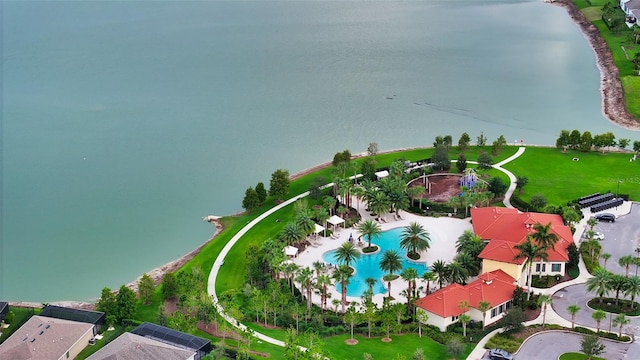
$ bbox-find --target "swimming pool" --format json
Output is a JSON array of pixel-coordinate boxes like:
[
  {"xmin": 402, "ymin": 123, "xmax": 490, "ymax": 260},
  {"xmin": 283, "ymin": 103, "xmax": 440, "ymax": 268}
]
[{"xmin": 323, "ymin": 227, "xmax": 431, "ymax": 297}]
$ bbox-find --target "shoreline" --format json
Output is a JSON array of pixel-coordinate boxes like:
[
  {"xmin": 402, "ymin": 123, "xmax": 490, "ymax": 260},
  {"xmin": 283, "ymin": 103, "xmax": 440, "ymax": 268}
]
[{"xmin": 553, "ymin": 0, "xmax": 640, "ymax": 130}]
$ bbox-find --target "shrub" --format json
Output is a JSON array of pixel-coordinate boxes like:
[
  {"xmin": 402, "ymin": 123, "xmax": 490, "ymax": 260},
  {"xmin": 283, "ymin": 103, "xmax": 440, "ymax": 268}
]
[{"xmin": 484, "ymin": 334, "xmax": 522, "ymax": 353}]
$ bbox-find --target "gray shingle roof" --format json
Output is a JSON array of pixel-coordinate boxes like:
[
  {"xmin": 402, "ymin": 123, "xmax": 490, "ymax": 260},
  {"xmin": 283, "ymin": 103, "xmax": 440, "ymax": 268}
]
[{"xmin": 86, "ymin": 332, "xmax": 196, "ymax": 360}]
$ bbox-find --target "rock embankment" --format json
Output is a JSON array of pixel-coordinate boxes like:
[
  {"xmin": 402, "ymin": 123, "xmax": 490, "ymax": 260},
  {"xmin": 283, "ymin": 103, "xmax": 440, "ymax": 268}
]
[{"xmin": 554, "ymin": 0, "xmax": 640, "ymax": 130}]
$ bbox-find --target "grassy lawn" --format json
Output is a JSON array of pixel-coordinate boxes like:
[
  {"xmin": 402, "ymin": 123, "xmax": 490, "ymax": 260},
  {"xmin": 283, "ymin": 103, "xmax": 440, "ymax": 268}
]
[
  {"xmin": 0, "ymin": 307, "xmax": 36, "ymax": 343},
  {"xmin": 322, "ymin": 333, "xmax": 472, "ymax": 360},
  {"xmin": 559, "ymin": 352, "xmax": 605, "ymax": 360},
  {"xmin": 75, "ymin": 326, "xmax": 126, "ymax": 360},
  {"xmin": 502, "ymin": 147, "xmax": 640, "ymax": 205}
]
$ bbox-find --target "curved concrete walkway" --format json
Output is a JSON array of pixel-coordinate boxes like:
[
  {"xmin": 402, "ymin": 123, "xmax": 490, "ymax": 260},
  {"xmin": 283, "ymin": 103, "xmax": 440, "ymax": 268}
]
[{"xmin": 206, "ymin": 147, "xmax": 529, "ymax": 355}]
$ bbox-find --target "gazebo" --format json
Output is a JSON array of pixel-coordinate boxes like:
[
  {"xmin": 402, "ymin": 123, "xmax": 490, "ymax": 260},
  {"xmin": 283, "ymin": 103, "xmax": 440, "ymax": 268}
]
[
  {"xmin": 314, "ymin": 223, "xmax": 325, "ymax": 238},
  {"xmin": 375, "ymin": 170, "xmax": 389, "ymax": 180},
  {"xmin": 328, "ymin": 215, "xmax": 345, "ymax": 233},
  {"xmin": 284, "ymin": 246, "xmax": 298, "ymax": 258}
]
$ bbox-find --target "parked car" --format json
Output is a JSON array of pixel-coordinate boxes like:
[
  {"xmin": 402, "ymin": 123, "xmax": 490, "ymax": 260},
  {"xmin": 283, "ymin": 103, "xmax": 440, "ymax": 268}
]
[
  {"xmin": 489, "ymin": 348, "xmax": 513, "ymax": 360},
  {"xmin": 594, "ymin": 232, "xmax": 605, "ymax": 240},
  {"xmin": 594, "ymin": 213, "xmax": 615, "ymax": 222}
]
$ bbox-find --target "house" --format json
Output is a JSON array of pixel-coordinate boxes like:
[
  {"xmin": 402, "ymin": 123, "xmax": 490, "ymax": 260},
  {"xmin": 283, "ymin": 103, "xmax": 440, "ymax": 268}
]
[
  {"xmin": 471, "ymin": 207, "xmax": 574, "ymax": 287},
  {"xmin": 130, "ymin": 322, "xmax": 212, "ymax": 360},
  {"xmin": 86, "ymin": 332, "xmax": 197, "ymax": 360},
  {"xmin": 621, "ymin": 0, "xmax": 640, "ymax": 20},
  {"xmin": 414, "ymin": 270, "xmax": 518, "ymax": 331},
  {"xmin": 0, "ymin": 315, "xmax": 94, "ymax": 360},
  {"xmin": 39, "ymin": 305, "xmax": 106, "ymax": 335}
]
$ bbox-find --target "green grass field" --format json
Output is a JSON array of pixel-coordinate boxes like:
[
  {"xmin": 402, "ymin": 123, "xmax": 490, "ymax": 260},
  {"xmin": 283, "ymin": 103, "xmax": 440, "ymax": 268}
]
[{"xmin": 559, "ymin": 352, "xmax": 605, "ymax": 360}]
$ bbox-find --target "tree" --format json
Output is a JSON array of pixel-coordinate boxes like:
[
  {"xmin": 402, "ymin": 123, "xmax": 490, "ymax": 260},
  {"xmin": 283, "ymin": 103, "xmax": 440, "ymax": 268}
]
[
  {"xmin": 487, "ymin": 176, "xmax": 507, "ymax": 198},
  {"xmin": 592, "ymin": 309, "xmax": 606, "ymax": 333},
  {"xmin": 242, "ymin": 187, "xmax": 260, "ymax": 212},
  {"xmin": 458, "ymin": 313, "xmax": 471, "ymax": 338},
  {"xmin": 97, "ymin": 287, "xmax": 117, "ymax": 320},
  {"xmin": 624, "ymin": 275, "xmax": 640, "ymax": 309},
  {"xmin": 586, "ymin": 267, "xmax": 611, "ymax": 303},
  {"xmin": 416, "ymin": 309, "xmax": 429, "ymax": 338},
  {"xmin": 529, "ymin": 194, "xmax": 547, "ymax": 211},
  {"xmin": 456, "ymin": 153, "xmax": 467, "ymax": 173},
  {"xmin": 477, "ymin": 131, "xmax": 487, "ymax": 146},
  {"xmin": 634, "ymin": 140, "xmax": 640, "ymax": 153},
  {"xmin": 581, "ymin": 334, "xmax": 606, "ymax": 360},
  {"xmin": 162, "ymin": 272, "xmax": 178, "ymax": 300},
  {"xmin": 501, "ymin": 307, "xmax": 525, "ymax": 332},
  {"xmin": 368, "ymin": 191, "xmax": 391, "ymax": 221},
  {"xmin": 454, "ymin": 252, "xmax": 480, "ymax": 277},
  {"xmin": 580, "ymin": 131, "xmax": 593, "ymax": 152},
  {"xmin": 281, "ymin": 222, "xmax": 305, "ymax": 246},
  {"xmin": 333, "ymin": 242, "xmax": 361, "ymax": 268},
  {"xmin": 401, "ymin": 268, "xmax": 419, "ymax": 311},
  {"xmin": 531, "ymin": 222, "xmax": 559, "ymax": 275},
  {"xmin": 400, "ymin": 222, "xmax": 431, "ymax": 259},
  {"xmin": 332, "ymin": 149, "xmax": 352, "ymax": 167},
  {"xmin": 562, "ymin": 206, "xmax": 581, "ymax": 228},
  {"xmin": 618, "ymin": 138, "xmax": 630, "ymax": 150},
  {"xmin": 478, "ymin": 300, "xmax": 491, "ymax": 330},
  {"xmin": 431, "ymin": 259, "xmax": 448, "ymax": 289},
  {"xmin": 619, "ymin": 255, "xmax": 634, "ymax": 277},
  {"xmin": 422, "ymin": 271, "xmax": 436, "ymax": 295},
  {"xmin": 296, "ymin": 267, "xmax": 315, "ymax": 314},
  {"xmin": 116, "ymin": 285, "xmax": 137, "ymax": 324},
  {"xmin": 316, "ymin": 274, "xmax": 332, "ymax": 315},
  {"xmin": 255, "ymin": 182, "xmax": 267, "ymax": 204},
  {"xmin": 569, "ymin": 129, "xmax": 581, "ymax": 149},
  {"xmin": 367, "ymin": 142, "xmax": 379, "ymax": 157},
  {"xmin": 445, "ymin": 261, "xmax": 469, "ymax": 285},
  {"xmin": 432, "ymin": 144, "xmax": 451, "ymax": 171},
  {"xmin": 556, "ymin": 130, "xmax": 570, "ymax": 150},
  {"xmin": 477, "ymin": 151, "xmax": 493, "ymax": 170},
  {"xmin": 538, "ymin": 294, "xmax": 552, "ymax": 329},
  {"xmin": 515, "ymin": 176, "xmax": 528, "ymax": 193},
  {"xmin": 567, "ymin": 304, "xmax": 581, "ymax": 329},
  {"xmin": 491, "ymin": 135, "xmax": 507, "ymax": 155},
  {"xmin": 361, "ymin": 296, "xmax": 378, "ymax": 338},
  {"xmin": 514, "ymin": 236, "xmax": 546, "ymax": 299},
  {"xmin": 361, "ymin": 156, "xmax": 377, "ymax": 181},
  {"xmin": 269, "ymin": 169, "xmax": 290, "ymax": 200},
  {"xmin": 357, "ymin": 218, "xmax": 382, "ymax": 249},
  {"xmin": 613, "ymin": 312, "xmax": 630, "ymax": 337},
  {"xmin": 600, "ymin": 253, "xmax": 612, "ymax": 270},
  {"xmin": 609, "ymin": 274, "xmax": 626, "ymax": 305},
  {"xmin": 138, "ymin": 273, "xmax": 155, "ymax": 305},
  {"xmin": 345, "ymin": 303, "xmax": 360, "ymax": 342},
  {"xmin": 458, "ymin": 132, "xmax": 471, "ymax": 152},
  {"xmin": 333, "ymin": 265, "xmax": 352, "ymax": 313},
  {"xmin": 380, "ymin": 250, "xmax": 403, "ymax": 298}
]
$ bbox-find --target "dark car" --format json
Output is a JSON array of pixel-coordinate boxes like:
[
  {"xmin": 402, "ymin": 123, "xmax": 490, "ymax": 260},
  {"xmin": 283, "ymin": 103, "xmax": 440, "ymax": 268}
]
[
  {"xmin": 489, "ymin": 348, "xmax": 514, "ymax": 360},
  {"xmin": 595, "ymin": 213, "xmax": 615, "ymax": 222}
]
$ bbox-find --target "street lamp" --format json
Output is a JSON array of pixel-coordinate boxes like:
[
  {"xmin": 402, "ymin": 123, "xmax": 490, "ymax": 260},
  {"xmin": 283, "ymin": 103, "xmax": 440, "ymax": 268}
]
[{"xmin": 635, "ymin": 246, "xmax": 640, "ymax": 277}]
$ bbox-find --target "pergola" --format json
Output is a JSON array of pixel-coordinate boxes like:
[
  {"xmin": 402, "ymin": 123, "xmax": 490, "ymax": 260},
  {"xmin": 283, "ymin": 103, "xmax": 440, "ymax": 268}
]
[
  {"xmin": 314, "ymin": 223, "xmax": 325, "ymax": 238},
  {"xmin": 375, "ymin": 170, "xmax": 389, "ymax": 180},
  {"xmin": 328, "ymin": 215, "xmax": 345, "ymax": 232},
  {"xmin": 284, "ymin": 245, "xmax": 298, "ymax": 257}
]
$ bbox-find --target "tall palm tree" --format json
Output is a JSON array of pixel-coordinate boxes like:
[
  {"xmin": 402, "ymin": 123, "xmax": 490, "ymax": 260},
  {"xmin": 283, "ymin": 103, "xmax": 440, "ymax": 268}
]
[
  {"xmin": 400, "ymin": 222, "xmax": 431, "ymax": 259},
  {"xmin": 351, "ymin": 184, "xmax": 366, "ymax": 212},
  {"xmin": 613, "ymin": 313, "xmax": 630, "ymax": 337},
  {"xmin": 316, "ymin": 274, "xmax": 332, "ymax": 315},
  {"xmin": 609, "ymin": 274, "xmax": 627, "ymax": 305},
  {"xmin": 295, "ymin": 210, "xmax": 316, "ymax": 236},
  {"xmin": 312, "ymin": 260, "xmax": 325, "ymax": 278},
  {"xmin": 624, "ymin": 276, "xmax": 640, "ymax": 309},
  {"xmin": 514, "ymin": 236, "xmax": 547, "ymax": 300},
  {"xmin": 357, "ymin": 219, "xmax": 382, "ymax": 249},
  {"xmin": 538, "ymin": 294, "xmax": 553, "ymax": 329},
  {"xmin": 477, "ymin": 301, "xmax": 491, "ymax": 330},
  {"xmin": 314, "ymin": 207, "xmax": 330, "ymax": 237},
  {"xmin": 422, "ymin": 272, "xmax": 436, "ymax": 294},
  {"xmin": 585, "ymin": 267, "xmax": 611, "ymax": 304},
  {"xmin": 454, "ymin": 252, "xmax": 480, "ymax": 277},
  {"xmin": 380, "ymin": 250, "xmax": 403, "ymax": 298},
  {"xmin": 295, "ymin": 267, "xmax": 315, "ymax": 313},
  {"xmin": 333, "ymin": 242, "xmax": 361, "ymax": 268},
  {"xmin": 531, "ymin": 222, "xmax": 559, "ymax": 275},
  {"xmin": 567, "ymin": 304, "xmax": 581, "ymax": 329},
  {"xmin": 455, "ymin": 230, "xmax": 483, "ymax": 253},
  {"xmin": 620, "ymin": 255, "xmax": 635, "ymax": 277},
  {"xmin": 445, "ymin": 261, "xmax": 469, "ymax": 285},
  {"xmin": 430, "ymin": 260, "xmax": 448, "ymax": 289},
  {"xmin": 592, "ymin": 309, "xmax": 607, "ymax": 333},
  {"xmin": 368, "ymin": 191, "xmax": 391, "ymax": 221},
  {"xmin": 400, "ymin": 268, "xmax": 419, "ymax": 308},
  {"xmin": 365, "ymin": 277, "xmax": 377, "ymax": 294},
  {"xmin": 601, "ymin": 253, "xmax": 612, "ymax": 270},
  {"xmin": 332, "ymin": 265, "xmax": 352, "ymax": 313}
]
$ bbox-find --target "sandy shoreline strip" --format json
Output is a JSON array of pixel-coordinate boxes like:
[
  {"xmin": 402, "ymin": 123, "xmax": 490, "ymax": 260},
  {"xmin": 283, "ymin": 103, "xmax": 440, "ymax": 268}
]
[{"xmin": 553, "ymin": 0, "xmax": 640, "ymax": 130}]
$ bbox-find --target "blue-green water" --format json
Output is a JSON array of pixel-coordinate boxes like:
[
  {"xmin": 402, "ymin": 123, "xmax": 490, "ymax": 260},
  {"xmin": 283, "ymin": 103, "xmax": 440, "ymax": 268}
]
[
  {"xmin": 323, "ymin": 228, "xmax": 429, "ymax": 297},
  {"xmin": 2, "ymin": 0, "xmax": 638, "ymax": 301}
]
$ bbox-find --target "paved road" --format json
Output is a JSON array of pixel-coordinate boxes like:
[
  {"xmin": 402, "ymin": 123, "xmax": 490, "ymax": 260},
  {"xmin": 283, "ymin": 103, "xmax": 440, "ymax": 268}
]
[{"xmin": 515, "ymin": 331, "xmax": 630, "ymax": 360}]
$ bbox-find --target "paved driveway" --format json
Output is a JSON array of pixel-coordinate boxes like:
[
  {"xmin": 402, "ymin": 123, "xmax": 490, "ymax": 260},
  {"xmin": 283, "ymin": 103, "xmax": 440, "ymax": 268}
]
[
  {"xmin": 515, "ymin": 331, "xmax": 630, "ymax": 360},
  {"xmin": 587, "ymin": 203, "xmax": 640, "ymax": 277}
]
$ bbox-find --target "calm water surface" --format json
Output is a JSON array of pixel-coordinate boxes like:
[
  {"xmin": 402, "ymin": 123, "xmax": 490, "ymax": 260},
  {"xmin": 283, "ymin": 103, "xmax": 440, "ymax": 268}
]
[{"xmin": 2, "ymin": 0, "xmax": 638, "ymax": 301}]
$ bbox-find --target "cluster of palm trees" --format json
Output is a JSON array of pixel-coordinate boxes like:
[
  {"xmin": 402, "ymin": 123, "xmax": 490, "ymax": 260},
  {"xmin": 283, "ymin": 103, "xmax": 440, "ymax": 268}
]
[
  {"xmin": 513, "ymin": 222, "xmax": 560, "ymax": 299},
  {"xmin": 586, "ymin": 266, "xmax": 640, "ymax": 309},
  {"xmin": 425, "ymin": 231, "xmax": 487, "ymax": 289}
]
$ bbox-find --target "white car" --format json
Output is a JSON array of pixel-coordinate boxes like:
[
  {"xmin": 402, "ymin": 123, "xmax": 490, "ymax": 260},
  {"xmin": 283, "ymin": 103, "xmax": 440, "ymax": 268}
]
[{"xmin": 594, "ymin": 232, "xmax": 605, "ymax": 240}]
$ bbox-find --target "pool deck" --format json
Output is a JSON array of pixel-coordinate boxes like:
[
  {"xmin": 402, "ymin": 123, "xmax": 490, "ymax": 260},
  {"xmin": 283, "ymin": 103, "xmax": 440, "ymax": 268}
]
[{"xmin": 292, "ymin": 197, "xmax": 473, "ymax": 309}]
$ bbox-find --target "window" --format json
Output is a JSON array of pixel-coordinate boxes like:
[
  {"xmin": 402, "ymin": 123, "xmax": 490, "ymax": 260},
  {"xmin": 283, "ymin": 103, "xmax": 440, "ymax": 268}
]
[
  {"xmin": 535, "ymin": 263, "xmax": 546, "ymax": 272},
  {"xmin": 491, "ymin": 308, "xmax": 497, "ymax": 318},
  {"xmin": 552, "ymin": 263, "xmax": 562, "ymax": 272}
]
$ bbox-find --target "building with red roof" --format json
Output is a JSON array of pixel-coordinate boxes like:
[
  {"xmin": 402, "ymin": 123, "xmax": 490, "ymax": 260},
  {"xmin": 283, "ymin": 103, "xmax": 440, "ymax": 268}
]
[
  {"xmin": 415, "ymin": 270, "xmax": 517, "ymax": 331},
  {"xmin": 472, "ymin": 207, "xmax": 574, "ymax": 287}
]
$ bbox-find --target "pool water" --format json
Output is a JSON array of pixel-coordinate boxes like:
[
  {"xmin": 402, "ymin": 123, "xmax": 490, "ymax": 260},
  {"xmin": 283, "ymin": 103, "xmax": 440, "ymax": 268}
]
[{"xmin": 323, "ymin": 227, "xmax": 431, "ymax": 297}]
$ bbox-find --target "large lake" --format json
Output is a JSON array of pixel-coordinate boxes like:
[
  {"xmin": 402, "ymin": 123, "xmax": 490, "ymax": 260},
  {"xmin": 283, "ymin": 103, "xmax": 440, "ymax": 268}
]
[{"xmin": 2, "ymin": 0, "xmax": 639, "ymax": 302}]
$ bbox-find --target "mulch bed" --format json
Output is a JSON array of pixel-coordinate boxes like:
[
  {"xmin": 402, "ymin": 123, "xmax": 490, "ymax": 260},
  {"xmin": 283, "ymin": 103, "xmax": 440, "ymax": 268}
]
[{"xmin": 408, "ymin": 174, "xmax": 463, "ymax": 203}]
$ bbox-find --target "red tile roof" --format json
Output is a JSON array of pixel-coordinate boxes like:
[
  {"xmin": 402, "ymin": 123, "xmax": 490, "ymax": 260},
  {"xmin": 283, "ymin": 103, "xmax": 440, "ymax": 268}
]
[
  {"xmin": 472, "ymin": 207, "xmax": 573, "ymax": 264},
  {"xmin": 415, "ymin": 270, "xmax": 517, "ymax": 317}
]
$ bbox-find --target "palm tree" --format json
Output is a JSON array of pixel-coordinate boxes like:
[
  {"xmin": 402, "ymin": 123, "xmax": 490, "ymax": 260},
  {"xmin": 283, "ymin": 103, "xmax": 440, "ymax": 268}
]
[
  {"xmin": 538, "ymin": 294, "xmax": 552, "ymax": 329},
  {"xmin": 446, "ymin": 261, "xmax": 469, "ymax": 285},
  {"xmin": 477, "ymin": 301, "xmax": 491, "ymax": 330},
  {"xmin": 612, "ymin": 313, "xmax": 630, "ymax": 337},
  {"xmin": 332, "ymin": 265, "xmax": 352, "ymax": 313},
  {"xmin": 567, "ymin": 304, "xmax": 581, "ymax": 329},
  {"xmin": 600, "ymin": 253, "xmax": 612, "ymax": 270},
  {"xmin": 368, "ymin": 191, "xmax": 391, "ymax": 221},
  {"xmin": 624, "ymin": 276, "xmax": 640, "ymax": 309},
  {"xmin": 592, "ymin": 309, "xmax": 607, "ymax": 333},
  {"xmin": 609, "ymin": 274, "xmax": 627, "ymax": 306},
  {"xmin": 295, "ymin": 210, "xmax": 316, "ymax": 236},
  {"xmin": 312, "ymin": 260, "xmax": 324, "ymax": 278},
  {"xmin": 357, "ymin": 219, "xmax": 382, "ymax": 249},
  {"xmin": 454, "ymin": 252, "xmax": 480, "ymax": 277},
  {"xmin": 514, "ymin": 236, "xmax": 546, "ymax": 300},
  {"xmin": 585, "ymin": 267, "xmax": 611, "ymax": 303},
  {"xmin": 531, "ymin": 222, "xmax": 559, "ymax": 275},
  {"xmin": 316, "ymin": 274, "xmax": 332, "ymax": 314},
  {"xmin": 295, "ymin": 267, "xmax": 315, "ymax": 313},
  {"xmin": 587, "ymin": 217, "xmax": 598, "ymax": 232},
  {"xmin": 333, "ymin": 242, "xmax": 361, "ymax": 268},
  {"xmin": 407, "ymin": 185, "xmax": 425, "ymax": 208},
  {"xmin": 455, "ymin": 230, "xmax": 483, "ymax": 254},
  {"xmin": 314, "ymin": 207, "xmax": 330, "ymax": 237},
  {"xmin": 280, "ymin": 222, "xmax": 306, "ymax": 246},
  {"xmin": 401, "ymin": 268, "xmax": 419, "ymax": 309},
  {"xmin": 422, "ymin": 272, "xmax": 436, "ymax": 294},
  {"xmin": 431, "ymin": 260, "xmax": 448, "ymax": 289},
  {"xmin": 620, "ymin": 255, "xmax": 635, "ymax": 277},
  {"xmin": 323, "ymin": 196, "xmax": 337, "ymax": 216},
  {"xmin": 365, "ymin": 277, "xmax": 377, "ymax": 294},
  {"xmin": 459, "ymin": 313, "xmax": 471, "ymax": 338},
  {"xmin": 351, "ymin": 185, "xmax": 366, "ymax": 212},
  {"xmin": 400, "ymin": 222, "xmax": 431, "ymax": 259},
  {"xmin": 379, "ymin": 250, "xmax": 403, "ymax": 298}
]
